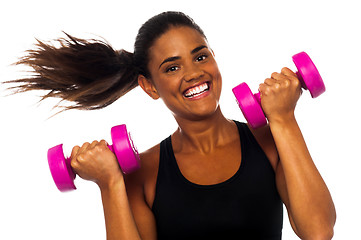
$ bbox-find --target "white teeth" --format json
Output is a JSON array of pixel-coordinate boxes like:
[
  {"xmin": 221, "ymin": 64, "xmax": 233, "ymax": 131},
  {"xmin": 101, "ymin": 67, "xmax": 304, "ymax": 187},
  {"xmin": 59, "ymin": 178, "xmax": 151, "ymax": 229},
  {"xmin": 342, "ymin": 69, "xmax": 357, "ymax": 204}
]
[{"xmin": 184, "ymin": 83, "xmax": 209, "ymax": 98}]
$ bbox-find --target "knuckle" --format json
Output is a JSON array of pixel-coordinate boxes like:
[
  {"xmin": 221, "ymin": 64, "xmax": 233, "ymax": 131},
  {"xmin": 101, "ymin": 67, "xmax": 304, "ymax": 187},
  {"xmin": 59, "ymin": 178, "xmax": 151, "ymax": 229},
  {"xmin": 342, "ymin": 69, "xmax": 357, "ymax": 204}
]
[
  {"xmin": 263, "ymin": 86, "xmax": 272, "ymax": 95},
  {"xmin": 264, "ymin": 89, "xmax": 272, "ymax": 96},
  {"xmin": 290, "ymin": 78, "xmax": 300, "ymax": 87},
  {"xmin": 99, "ymin": 144, "xmax": 109, "ymax": 152},
  {"xmin": 283, "ymin": 79, "xmax": 291, "ymax": 87},
  {"xmin": 264, "ymin": 78, "xmax": 272, "ymax": 84},
  {"xmin": 77, "ymin": 153, "xmax": 87, "ymax": 163},
  {"xmin": 273, "ymin": 82, "xmax": 281, "ymax": 90},
  {"xmin": 70, "ymin": 158, "xmax": 78, "ymax": 170},
  {"xmin": 93, "ymin": 145, "xmax": 102, "ymax": 153},
  {"xmin": 274, "ymin": 85, "xmax": 280, "ymax": 90}
]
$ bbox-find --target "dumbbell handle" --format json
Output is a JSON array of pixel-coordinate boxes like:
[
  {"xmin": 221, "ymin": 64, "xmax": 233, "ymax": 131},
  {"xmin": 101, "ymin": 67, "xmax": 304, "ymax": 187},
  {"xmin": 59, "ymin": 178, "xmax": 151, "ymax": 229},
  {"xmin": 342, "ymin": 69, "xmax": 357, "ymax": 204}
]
[
  {"xmin": 232, "ymin": 52, "xmax": 325, "ymax": 130},
  {"xmin": 63, "ymin": 144, "xmax": 115, "ymax": 176},
  {"xmin": 48, "ymin": 124, "xmax": 140, "ymax": 192},
  {"xmin": 252, "ymin": 70, "xmax": 307, "ymax": 105},
  {"xmin": 252, "ymin": 52, "xmax": 326, "ymax": 100},
  {"xmin": 48, "ymin": 143, "xmax": 116, "ymax": 191}
]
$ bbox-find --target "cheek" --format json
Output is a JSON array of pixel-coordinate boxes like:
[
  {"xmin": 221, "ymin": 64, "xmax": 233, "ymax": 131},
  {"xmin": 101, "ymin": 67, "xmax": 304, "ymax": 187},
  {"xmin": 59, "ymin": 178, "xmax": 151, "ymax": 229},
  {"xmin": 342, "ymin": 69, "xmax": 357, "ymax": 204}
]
[
  {"xmin": 153, "ymin": 77, "xmax": 180, "ymax": 99},
  {"xmin": 216, "ymin": 75, "xmax": 223, "ymax": 97},
  {"xmin": 208, "ymin": 63, "xmax": 222, "ymax": 90}
]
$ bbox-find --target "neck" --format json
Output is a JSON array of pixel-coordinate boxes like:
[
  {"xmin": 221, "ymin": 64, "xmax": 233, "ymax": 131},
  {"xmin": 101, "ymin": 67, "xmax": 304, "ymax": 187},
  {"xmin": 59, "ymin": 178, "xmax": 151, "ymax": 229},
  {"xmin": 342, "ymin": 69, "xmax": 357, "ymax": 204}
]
[{"xmin": 172, "ymin": 107, "xmax": 236, "ymax": 154}]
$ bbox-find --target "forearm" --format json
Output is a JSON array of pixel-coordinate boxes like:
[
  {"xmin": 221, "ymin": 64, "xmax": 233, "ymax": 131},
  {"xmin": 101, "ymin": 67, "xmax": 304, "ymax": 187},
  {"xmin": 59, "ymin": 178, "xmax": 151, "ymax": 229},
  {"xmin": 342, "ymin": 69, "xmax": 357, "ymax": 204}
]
[
  {"xmin": 270, "ymin": 117, "xmax": 336, "ymax": 239},
  {"xmin": 100, "ymin": 179, "xmax": 142, "ymax": 240}
]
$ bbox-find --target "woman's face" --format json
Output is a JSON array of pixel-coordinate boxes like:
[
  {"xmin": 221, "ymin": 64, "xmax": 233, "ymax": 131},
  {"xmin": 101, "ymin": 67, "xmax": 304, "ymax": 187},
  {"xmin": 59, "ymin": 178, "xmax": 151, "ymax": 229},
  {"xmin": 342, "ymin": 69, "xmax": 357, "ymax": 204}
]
[{"xmin": 142, "ymin": 26, "xmax": 222, "ymax": 121}]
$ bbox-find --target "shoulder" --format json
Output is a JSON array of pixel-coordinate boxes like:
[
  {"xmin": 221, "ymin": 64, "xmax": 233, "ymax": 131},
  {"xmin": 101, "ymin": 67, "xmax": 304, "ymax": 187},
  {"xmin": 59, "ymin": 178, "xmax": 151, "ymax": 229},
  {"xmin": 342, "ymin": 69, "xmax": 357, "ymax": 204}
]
[
  {"xmin": 248, "ymin": 124, "xmax": 279, "ymax": 171},
  {"xmin": 125, "ymin": 143, "xmax": 160, "ymax": 184},
  {"xmin": 124, "ymin": 142, "xmax": 161, "ymax": 203},
  {"xmin": 140, "ymin": 143, "xmax": 161, "ymax": 176},
  {"xmin": 141, "ymin": 143, "xmax": 161, "ymax": 162},
  {"xmin": 128, "ymin": 143, "xmax": 161, "ymax": 208}
]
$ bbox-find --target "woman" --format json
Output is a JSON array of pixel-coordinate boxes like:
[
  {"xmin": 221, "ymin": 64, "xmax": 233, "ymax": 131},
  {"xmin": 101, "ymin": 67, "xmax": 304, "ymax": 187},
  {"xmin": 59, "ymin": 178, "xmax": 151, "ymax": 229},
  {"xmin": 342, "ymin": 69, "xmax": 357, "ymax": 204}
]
[{"xmin": 8, "ymin": 11, "xmax": 336, "ymax": 239}]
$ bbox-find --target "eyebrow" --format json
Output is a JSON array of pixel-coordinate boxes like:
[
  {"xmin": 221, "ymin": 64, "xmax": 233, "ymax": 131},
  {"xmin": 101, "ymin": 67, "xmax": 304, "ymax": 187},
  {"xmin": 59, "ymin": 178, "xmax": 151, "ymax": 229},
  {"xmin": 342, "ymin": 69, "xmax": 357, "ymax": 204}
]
[
  {"xmin": 158, "ymin": 45, "xmax": 208, "ymax": 69},
  {"xmin": 191, "ymin": 45, "xmax": 207, "ymax": 55}
]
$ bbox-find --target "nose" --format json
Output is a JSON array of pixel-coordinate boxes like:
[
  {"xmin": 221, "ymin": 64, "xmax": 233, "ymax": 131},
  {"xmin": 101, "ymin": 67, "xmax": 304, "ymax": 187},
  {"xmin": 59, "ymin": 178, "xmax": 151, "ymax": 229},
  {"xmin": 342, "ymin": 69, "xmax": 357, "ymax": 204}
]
[{"xmin": 183, "ymin": 63, "xmax": 204, "ymax": 82}]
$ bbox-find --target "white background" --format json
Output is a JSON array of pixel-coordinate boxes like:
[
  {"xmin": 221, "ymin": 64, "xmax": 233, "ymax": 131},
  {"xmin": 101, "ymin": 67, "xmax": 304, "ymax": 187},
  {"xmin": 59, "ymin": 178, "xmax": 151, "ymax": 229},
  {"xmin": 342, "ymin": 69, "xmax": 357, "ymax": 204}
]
[{"xmin": 1, "ymin": 0, "xmax": 360, "ymax": 239}]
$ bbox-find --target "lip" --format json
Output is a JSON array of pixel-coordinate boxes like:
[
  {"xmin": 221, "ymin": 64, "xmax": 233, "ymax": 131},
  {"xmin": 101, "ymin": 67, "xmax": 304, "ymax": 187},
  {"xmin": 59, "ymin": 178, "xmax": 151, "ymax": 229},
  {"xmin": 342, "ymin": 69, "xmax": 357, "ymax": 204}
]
[{"xmin": 182, "ymin": 81, "xmax": 211, "ymax": 100}]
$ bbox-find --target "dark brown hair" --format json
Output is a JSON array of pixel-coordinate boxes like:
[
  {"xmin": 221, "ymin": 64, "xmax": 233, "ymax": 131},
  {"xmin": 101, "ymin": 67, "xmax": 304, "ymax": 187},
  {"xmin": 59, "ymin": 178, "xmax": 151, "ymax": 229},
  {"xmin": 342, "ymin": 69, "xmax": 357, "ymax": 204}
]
[{"xmin": 5, "ymin": 11, "xmax": 205, "ymax": 111}]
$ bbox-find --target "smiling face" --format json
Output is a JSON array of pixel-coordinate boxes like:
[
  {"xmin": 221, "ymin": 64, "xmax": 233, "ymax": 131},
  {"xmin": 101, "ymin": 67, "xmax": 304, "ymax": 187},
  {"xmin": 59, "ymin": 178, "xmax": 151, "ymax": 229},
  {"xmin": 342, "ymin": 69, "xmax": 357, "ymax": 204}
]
[{"xmin": 138, "ymin": 26, "xmax": 222, "ymax": 122}]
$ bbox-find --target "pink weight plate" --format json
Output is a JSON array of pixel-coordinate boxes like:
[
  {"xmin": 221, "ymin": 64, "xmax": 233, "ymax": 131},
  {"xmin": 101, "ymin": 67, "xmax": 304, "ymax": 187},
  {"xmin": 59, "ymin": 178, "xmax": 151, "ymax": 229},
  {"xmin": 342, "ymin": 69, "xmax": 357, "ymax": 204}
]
[
  {"xmin": 111, "ymin": 125, "xmax": 140, "ymax": 174},
  {"xmin": 232, "ymin": 83, "xmax": 267, "ymax": 129},
  {"xmin": 292, "ymin": 52, "xmax": 325, "ymax": 98},
  {"xmin": 48, "ymin": 144, "xmax": 76, "ymax": 192}
]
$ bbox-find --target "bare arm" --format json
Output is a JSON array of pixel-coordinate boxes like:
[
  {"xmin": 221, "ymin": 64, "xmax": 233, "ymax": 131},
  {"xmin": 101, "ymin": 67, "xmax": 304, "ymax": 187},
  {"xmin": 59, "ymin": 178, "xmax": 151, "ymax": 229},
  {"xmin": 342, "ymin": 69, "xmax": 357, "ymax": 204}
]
[
  {"xmin": 70, "ymin": 140, "xmax": 145, "ymax": 240},
  {"xmin": 271, "ymin": 118, "xmax": 336, "ymax": 239},
  {"xmin": 100, "ymin": 179, "xmax": 142, "ymax": 240},
  {"xmin": 259, "ymin": 68, "xmax": 336, "ymax": 239}
]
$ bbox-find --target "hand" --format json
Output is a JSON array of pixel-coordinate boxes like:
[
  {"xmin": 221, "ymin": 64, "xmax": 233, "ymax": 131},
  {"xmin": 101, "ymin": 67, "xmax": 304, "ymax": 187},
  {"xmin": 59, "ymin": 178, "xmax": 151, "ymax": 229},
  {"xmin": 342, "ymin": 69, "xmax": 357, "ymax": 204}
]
[
  {"xmin": 70, "ymin": 140, "xmax": 123, "ymax": 189},
  {"xmin": 258, "ymin": 67, "xmax": 302, "ymax": 124}
]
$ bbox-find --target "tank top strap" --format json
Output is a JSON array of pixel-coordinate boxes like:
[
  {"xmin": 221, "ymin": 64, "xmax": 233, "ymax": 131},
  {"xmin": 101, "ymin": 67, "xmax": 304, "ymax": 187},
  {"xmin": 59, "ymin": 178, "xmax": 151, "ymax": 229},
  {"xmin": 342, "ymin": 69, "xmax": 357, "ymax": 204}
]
[
  {"xmin": 156, "ymin": 136, "xmax": 179, "ymax": 188},
  {"xmin": 159, "ymin": 135, "xmax": 172, "ymax": 166},
  {"xmin": 234, "ymin": 121, "xmax": 259, "ymax": 149}
]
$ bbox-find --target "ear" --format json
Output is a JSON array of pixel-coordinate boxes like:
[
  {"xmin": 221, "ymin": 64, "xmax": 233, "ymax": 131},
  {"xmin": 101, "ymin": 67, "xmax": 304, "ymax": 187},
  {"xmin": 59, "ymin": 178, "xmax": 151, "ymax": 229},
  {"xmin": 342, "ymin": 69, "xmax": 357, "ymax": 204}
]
[{"xmin": 138, "ymin": 75, "xmax": 160, "ymax": 100}]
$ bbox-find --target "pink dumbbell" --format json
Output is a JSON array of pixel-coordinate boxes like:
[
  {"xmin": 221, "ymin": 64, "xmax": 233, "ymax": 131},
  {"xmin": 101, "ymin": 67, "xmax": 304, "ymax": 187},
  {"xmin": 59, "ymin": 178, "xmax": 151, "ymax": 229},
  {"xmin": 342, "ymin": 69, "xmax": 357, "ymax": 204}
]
[
  {"xmin": 232, "ymin": 52, "xmax": 325, "ymax": 129},
  {"xmin": 47, "ymin": 124, "xmax": 140, "ymax": 192}
]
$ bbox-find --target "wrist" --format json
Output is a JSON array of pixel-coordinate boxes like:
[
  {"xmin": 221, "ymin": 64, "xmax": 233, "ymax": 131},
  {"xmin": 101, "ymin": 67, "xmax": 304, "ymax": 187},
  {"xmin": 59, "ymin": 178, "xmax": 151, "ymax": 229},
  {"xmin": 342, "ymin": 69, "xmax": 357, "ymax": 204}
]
[
  {"xmin": 98, "ymin": 174, "xmax": 125, "ymax": 192},
  {"xmin": 268, "ymin": 114, "xmax": 300, "ymax": 136},
  {"xmin": 268, "ymin": 112, "xmax": 297, "ymax": 127}
]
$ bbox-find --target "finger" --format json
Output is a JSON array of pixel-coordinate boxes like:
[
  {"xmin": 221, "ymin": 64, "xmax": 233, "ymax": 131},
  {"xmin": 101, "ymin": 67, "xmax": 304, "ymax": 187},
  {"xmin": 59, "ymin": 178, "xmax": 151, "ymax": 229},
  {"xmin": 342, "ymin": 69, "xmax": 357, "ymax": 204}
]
[
  {"xmin": 264, "ymin": 77, "xmax": 278, "ymax": 86},
  {"xmin": 98, "ymin": 139, "xmax": 110, "ymax": 150},
  {"xmin": 99, "ymin": 139, "xmax": 108, "ymax": 145},
  {"xmin": 78, "ymin": 142, "xmax": 90, "ymax": 154},
  {"xmin": 70, "ymin": 145, "xmax": 80, "ymax": 159},
  {"xmin": 258, "ymin": 83, "xmax": 269, "ymax": 96},
  {"xmin": 89, "ymin": 140, "xmax": 99, "ymax": 149},
  {"xmin": 271, "ymin": 72, "xmax": 289, "ymax": 81},
  {"xmin": 280, "ymin": 67, "xmax": 302, "ymax": 89},
  {"xmin": 281, "ymin": 67, "xmax": 297, "ymax": 78},
  {"xmin": 272, "ymin": 71, "xmax": 301, "ymax": 91},
  {"xmin": 70, "ymin": 145, "xmax": 81, "ymax": 171}
]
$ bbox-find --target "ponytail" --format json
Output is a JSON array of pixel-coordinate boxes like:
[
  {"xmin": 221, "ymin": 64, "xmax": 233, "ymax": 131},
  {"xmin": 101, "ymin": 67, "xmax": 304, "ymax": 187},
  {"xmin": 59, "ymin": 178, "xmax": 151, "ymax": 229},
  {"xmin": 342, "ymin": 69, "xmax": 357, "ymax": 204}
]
[
  {"xmin": 5, "ymin": 32, "xmax": 138, "ymax": 111},
  {"xmin": 6, "ymin": 12, "xmax": 206, "ymax": 112}
]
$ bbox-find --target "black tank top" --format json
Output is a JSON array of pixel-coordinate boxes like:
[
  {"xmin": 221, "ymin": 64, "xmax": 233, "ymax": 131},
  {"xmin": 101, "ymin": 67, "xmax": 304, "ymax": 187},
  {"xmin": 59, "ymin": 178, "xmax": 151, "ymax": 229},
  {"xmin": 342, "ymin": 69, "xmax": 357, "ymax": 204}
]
[{"xmin": 152, "ymin": 121, "xmax": 283, "ymax": 239}]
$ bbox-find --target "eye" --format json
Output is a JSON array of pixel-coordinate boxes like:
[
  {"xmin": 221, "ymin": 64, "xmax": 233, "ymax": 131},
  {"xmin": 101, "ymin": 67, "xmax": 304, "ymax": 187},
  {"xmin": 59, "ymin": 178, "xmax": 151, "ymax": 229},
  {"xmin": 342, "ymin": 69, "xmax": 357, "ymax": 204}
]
[
  {"xmin": 196, "ymin": 54, "xmax": 208, "ymax": 62},
  {"xmin": 166, "ymin": 65, "xmax": 179, "ymax": 73}
]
